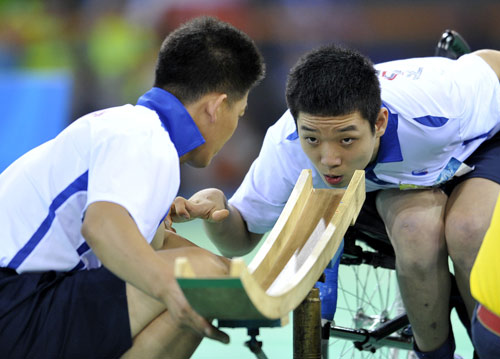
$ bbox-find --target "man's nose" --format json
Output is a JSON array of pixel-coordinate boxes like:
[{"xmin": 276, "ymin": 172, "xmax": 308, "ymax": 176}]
[{"xmin": 320, "ymin": 145, "xmax": 341, "ymax": 167}]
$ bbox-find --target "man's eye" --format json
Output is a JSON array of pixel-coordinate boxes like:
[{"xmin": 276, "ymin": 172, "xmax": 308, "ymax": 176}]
[
  {"xmin": 305, "ymin": 137, "xmax": 319, "ymax": 144},
  {"xmin": 342, "ymin": 138, "xmax": 354, "ymax": 145}
]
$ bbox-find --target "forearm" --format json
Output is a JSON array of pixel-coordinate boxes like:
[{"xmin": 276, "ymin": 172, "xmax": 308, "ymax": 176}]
[{"xmin": 204, "ymin": 203, "xmax": 262, "ymax": 257}]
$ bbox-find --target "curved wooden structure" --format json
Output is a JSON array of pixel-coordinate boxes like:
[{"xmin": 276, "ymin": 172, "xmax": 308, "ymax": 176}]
[{"xmin": 175, "ymin": 169, "xmax": 365, "ymax": 322}]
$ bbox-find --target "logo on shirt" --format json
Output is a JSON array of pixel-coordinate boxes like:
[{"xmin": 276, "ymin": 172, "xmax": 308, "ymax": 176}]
[
  {"xmin": 379, "ymin": 67, "xmax": 423, "ymax": 81},
  {"xmin": 411, "ymin": 169, "xmax": 428, "ymax": 176}
]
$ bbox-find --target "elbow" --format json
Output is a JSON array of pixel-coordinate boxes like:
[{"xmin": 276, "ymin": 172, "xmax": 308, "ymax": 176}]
[
  {"xmin": 80, "ymin": 218, "xmax": 95, "ymax": 244},
  {"xmin": 474, "ymin": 49, "xmax": 500, "ymax": 79},
  {"xmin": 218, "ymin": 234, "xmax": 262, "ymax": 258},
  {"xmin": 80, "ymin": 211, "xmax": 101, "ymax": 247},
  {"xmin": 219, "ymin": 245, "xmax": 254, "ymax": 258}
]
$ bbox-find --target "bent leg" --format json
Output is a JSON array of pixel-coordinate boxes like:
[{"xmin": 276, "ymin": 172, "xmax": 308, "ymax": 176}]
[
  {"xmin": 376, "ymin": 188, "xmax": 451, "ymax": 352},
  {"xmin": 124, "ymin": 244, "xmax": 230, "ymax": 359},
  {"xmin": 445, "ymin": 178, "xmax": 500, "ymax": 318}
]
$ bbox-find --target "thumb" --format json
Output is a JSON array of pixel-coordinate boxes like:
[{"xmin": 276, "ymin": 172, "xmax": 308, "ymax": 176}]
[{"xmin": 210, "ymin": 209, "xmax": 230, "ymax": 222}]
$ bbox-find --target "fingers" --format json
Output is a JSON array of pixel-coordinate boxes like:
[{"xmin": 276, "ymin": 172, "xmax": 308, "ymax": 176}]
[
  {"xmin": 187, "ymin": 310, "xmax": 229, "ymax": 344},
  {"xmin": 166, "ymin": 285, "xmax": 230, "ymax": 344},
  {"xmin": 170, "ymin": 197, "xmax": 192, "ymax": 222},
  {"xmin": 205, "ymin": 323, "xmax": 230, "ymax": 344},
  {"xmin": 170, "ymin": 197, "xmax": 221, "ymax": 222},
  {"xmin": 164, "ymin": 214, "xmax": 176, "ymax": 232}
]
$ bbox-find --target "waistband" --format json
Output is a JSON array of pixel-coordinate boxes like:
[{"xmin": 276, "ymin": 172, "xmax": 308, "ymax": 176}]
[{"xmin": 477, "ymin": 304, "xmax": 500, "ymax": 336}]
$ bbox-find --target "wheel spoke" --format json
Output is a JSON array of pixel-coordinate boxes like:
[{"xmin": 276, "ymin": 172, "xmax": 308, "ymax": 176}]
[{"xmin": 330, "ymin": 242, "xmax": 411, "ymax": 358}]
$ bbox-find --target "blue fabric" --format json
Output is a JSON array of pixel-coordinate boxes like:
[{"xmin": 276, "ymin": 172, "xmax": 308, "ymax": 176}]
[
  {"xmin": 362, "ymin": 104, "xmax": 404, "ymax": 186},
  {"xmin": 413, "ymin": 329, "xmax": 456, "ymax": 359},
  {"xmin": 413, "ymin": 115, "xmax": 449, "ymax": 127},
  {"xmin": 463, "ymin": 131, "xmax": 491, "ymax": 146},
  {"xmin": 7, "ymin": 171, "xmax": 89, "ymax": 270},
  {"xmin": 136, "ymin": 87, "xmax": 205, "ymax": 157},
  {"xmin": 286, "ymin": 129, "xmax": 299, "ymax": 141},
  {"xmin": 377, "ymin": 104, "xmax": 403, "ymax": 164},
  {"xmin": 315, "ymin": 240, "xmax": 343, "ymax": 321},
  {"xmin": 471, "ymin": 304, "xmax": 500, "ymax": 358},
  {"xmin": 0, "ymin": 266, "xmax": 132, "ymax": 358},
  {"xmin": 444, "ymin": 130, "xmax": 500, "ymax": 191}
]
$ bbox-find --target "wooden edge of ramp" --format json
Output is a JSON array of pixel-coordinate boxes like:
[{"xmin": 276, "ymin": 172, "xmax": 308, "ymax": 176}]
[{"xmin": 175, "ymin": 169, "xmax": 365, "ymax": 322}]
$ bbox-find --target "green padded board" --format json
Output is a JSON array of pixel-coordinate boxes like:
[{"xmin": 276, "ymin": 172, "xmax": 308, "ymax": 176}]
[{"xmin": 178, "ymin": 278, "xmax": 269, "ymax": 320}]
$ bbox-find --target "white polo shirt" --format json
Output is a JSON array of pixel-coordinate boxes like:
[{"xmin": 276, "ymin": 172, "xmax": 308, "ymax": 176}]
[
  {"xmin": 0, "ymin": 88, "xmax": 205, "ymax": 273},
  {"xmin": 230, "ymin": 53, "xmax": 500, "ymax": 234}
]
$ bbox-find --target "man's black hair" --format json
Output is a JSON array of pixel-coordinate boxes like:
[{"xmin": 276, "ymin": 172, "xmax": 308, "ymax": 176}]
[
  {"xmin": 154, "ymin": 16, "xmax": 265, "ymax": 104},
  {"xmin": 285, "ymin": 45, "xmax": 381, "ymax": 132}
]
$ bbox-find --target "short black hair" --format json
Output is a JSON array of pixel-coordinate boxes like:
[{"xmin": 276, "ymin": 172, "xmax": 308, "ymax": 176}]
[
  {"xmin": 154, "ymin": 16, "xmax": 265, "ymax": 104},
  {"xmin": 285, "ymin": 45, "xmax": 381, "ymax": 132}
]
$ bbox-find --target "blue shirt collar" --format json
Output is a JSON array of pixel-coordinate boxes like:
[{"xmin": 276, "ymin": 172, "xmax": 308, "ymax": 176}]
[
  {"xmin": 371, "ymin": 103, "xmax": 403, "ymax": 165},
  {"xmin": 136, "ymin": 87, "xmax": 205, "ymax": 157}
]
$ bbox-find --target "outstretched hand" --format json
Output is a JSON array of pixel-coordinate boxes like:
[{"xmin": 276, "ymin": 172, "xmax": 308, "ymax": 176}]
[{"xmin": 169, "ymin": 188, "xmax": 230, "ymax": 224}]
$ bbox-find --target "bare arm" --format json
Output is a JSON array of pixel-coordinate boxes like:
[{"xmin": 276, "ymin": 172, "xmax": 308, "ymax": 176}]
[
  {"xmin": 204, "ymin": 202, "xmax": 264, "ymax": 257},
  {"xmin": 171, "ymin": 189, "xmax": 263, "ymax": 257},
  {"xmin": 474, "ymin": 49, "xmax": 500, "ymax": 79},
  {"xmin": 81, "ymin": 201, "xmax": 227, "ymax": 342}
]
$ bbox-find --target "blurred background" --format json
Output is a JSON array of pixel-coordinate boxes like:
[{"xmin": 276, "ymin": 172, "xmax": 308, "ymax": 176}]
[
  {"xmin": 1, "ymin": 1, "xmax": 494, "ymax": 357},
  {"xmin": 1, "ymin": 0, "xmax": 499, "ymax": 195}
]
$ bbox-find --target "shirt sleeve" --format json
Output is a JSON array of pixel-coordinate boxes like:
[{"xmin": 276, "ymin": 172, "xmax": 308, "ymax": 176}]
[
  {"xmin": 450, "ymin": 53, "xmax": 500, "ymax": 140},
  {"xmin": 85, "ymin": 130, "xmax": 179, "ymax": 242},
  {"xmin": 229, "ymin": 112, "xmax": 305, "ymax": 234}
]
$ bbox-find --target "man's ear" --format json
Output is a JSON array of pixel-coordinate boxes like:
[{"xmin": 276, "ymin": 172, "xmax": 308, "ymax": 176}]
[
  {"xmin": 206, "ymin": 93, "xmax": 227, "ymax": 122},
  {"xmin": 375, "ymin": 108, "xmax": 389, "ymax": 137}
]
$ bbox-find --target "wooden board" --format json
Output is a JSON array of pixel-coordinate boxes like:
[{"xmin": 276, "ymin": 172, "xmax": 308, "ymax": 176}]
[{"xmin": 176, "ymin": 169, "xmax": 365, "ymax": 322}]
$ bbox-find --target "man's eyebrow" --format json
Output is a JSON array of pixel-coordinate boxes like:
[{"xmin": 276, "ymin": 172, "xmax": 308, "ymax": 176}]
[
  {"xmin": 300, "ymin": 125, "xmax": 317, "ymax": 132},
  {"xmin": 300, "ymin": 124, "xmax": 359, "ymax": 132},
  {"xmin": 338, "ymin": 125, "xmax": 358, "ymax": 132}
]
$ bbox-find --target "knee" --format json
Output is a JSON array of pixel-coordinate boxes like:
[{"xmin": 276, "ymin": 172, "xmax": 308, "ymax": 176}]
[
  {"xmin": 390, "ymin": 216, "xmax": 446, "ymax": 275},
  {"xmin": 157, "ymin": 247, "xmax": 230, "ymax": 278},
  {"xmin": 204, "ymin": 253, "xmax": 230, "ymax": 277},
  {"xmin": 183, "ymin": 247, "xmax": 230, "ymax": 277},
  {"xmin": 445, "ymin": 214, "xmax": 485, "ymax": 269}
]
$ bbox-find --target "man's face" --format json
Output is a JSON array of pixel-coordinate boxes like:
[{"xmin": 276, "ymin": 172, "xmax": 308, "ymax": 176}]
[
  {"xmin": 185, "ymin": 92, "xmax": 249, "ymax": 168},
  {"xmin": 297, "ymin": 110, "xmax": 386, "ymax": 188},
  {"xmin": 211, "ymin": 93, "xmax": 249, "ymax": 157}
]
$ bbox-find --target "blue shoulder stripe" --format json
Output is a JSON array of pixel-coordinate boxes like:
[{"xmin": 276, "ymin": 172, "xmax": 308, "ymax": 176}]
[{"xmin": 8, "ymin": 171, "xmax": 89, "ymax": 269}]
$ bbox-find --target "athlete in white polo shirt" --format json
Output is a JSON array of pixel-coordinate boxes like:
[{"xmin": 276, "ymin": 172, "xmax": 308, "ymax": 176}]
[
  {"xmin": 0, "ymin": 16, "xmax": 265, "ymax": 359},
  {"xmin": 171, "ymin": 45, "xmax": 500, "ymax": 359}
]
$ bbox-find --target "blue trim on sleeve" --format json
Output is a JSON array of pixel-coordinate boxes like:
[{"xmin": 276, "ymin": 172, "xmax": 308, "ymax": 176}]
[
  {"xmin": 77, "ymin": 242, "xmax": 90, "ymax": 256},
  {"xmin": 365, "ymin": 167, "xmax": 393, "ymax": 185},
  {"xmin": 70, "ymin": 260, "xmax": 86, "ymax": 272},
  {"xmin": 8, "ymin": 171, "xmax": 89, "ymax": 269},
  {"xmin": 362, "ymin": 105, "xmax": 403, "ymax": 186},
  {"xmin": 463, "ymin": 131, "xmax": 491, "ymax": 146},
  {"xmin": 377, "ymin": 105, "xmax": 403, "ymax": 164},
  {"xmin": 413, "ymin": 115, "xmax": 449, "ymax": 127},
  {"xmin": 137, "ymin": 87, "xmax": 206, "ymax": 157},
  {"xmin": 286, "ymin": 130, "xmax": 299, "ymax": 141},
  {"xmin": 159, "ymin": 208, "xmax": 169, "ymax": 227}
]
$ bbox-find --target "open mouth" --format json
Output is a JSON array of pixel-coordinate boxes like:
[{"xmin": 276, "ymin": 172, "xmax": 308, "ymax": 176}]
[{"xmin": 324, "ymin": 174, "xmax": 343, "ymax": 185}]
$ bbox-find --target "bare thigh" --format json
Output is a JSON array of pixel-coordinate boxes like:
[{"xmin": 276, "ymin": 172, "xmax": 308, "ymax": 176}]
[
  {"xmin": 375, "ymin": 188, "xmax": 448, "ymax": 260},
  {"xmin": 126, "ymin": 236, "xmax": 230, "ymax": 338},
  {"xmin": 445, "ymin": 177, "xmax": 500, "ymax": 268}
]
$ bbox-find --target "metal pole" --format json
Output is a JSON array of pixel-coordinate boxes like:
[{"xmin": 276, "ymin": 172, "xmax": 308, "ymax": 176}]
[{"xmin": 293, "ymin": 287, "xmax": 321, "ymax": 359}]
